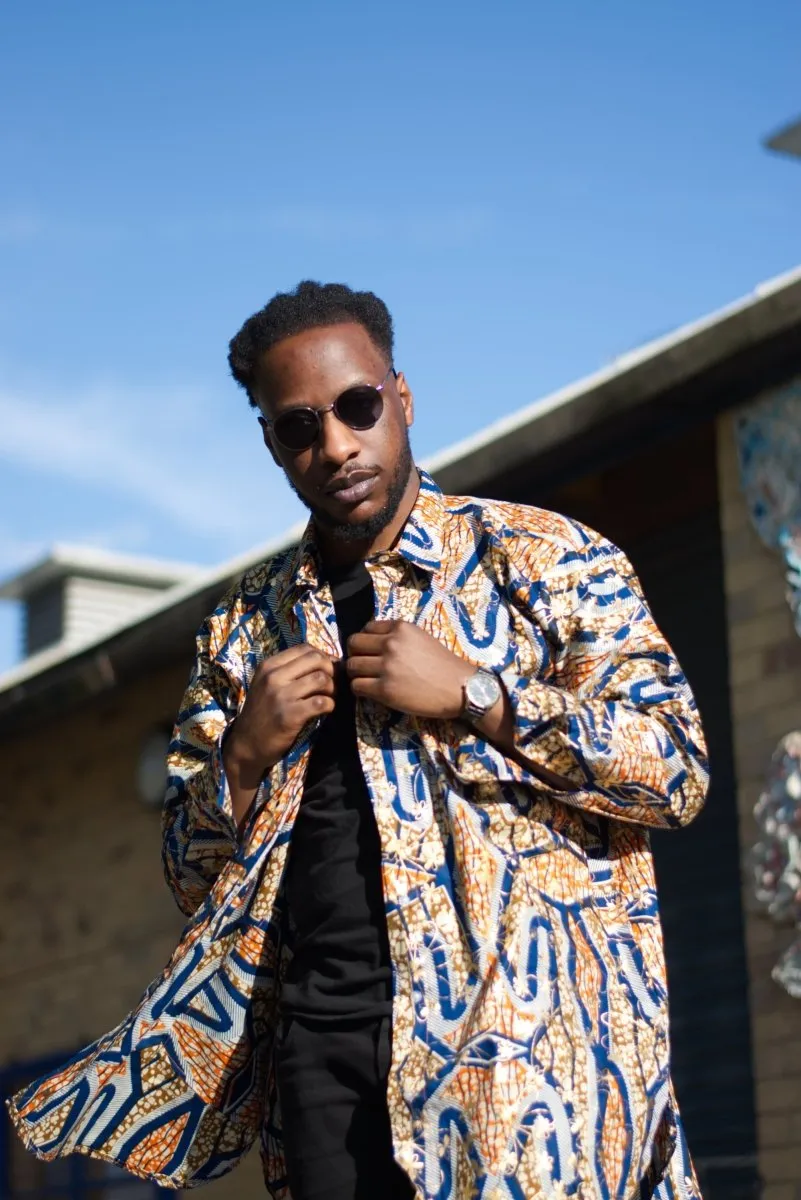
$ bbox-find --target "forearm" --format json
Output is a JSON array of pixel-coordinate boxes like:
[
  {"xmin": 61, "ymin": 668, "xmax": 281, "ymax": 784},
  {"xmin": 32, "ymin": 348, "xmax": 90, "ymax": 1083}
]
[
  {"xmin": 162, "ymin": 740, "xmax": 239, "ymax": 915},
  {"xmin": 452, "ymin": 670, "xmax": 708, "ymax": 828},
  {"xmin": 222, "ymin": 728, "xmax": 276, "ymax": 833},
  {"xmin": 474, "ymin": 683, "xmax": 573, "ymax": 791},
  {"xmin": 453, "ymin": 544, "xmax": 711, "ymax": 828}
]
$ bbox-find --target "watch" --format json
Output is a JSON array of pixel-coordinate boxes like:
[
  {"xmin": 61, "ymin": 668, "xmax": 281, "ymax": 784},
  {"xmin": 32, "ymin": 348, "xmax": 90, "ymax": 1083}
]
[{"xmin": 462, "ymin": 669, "xmax": 503, "ymax": 723}]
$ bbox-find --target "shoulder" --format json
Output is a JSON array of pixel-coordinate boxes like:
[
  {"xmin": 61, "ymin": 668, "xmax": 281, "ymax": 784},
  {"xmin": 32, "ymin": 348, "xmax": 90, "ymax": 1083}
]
[
  {"xmin": 201, "ymin": 544, "xmax": 298, "ymax": 657},
  {"xmin": 439, "ymin": 492, "xmax": 624, "ymax": 579}
]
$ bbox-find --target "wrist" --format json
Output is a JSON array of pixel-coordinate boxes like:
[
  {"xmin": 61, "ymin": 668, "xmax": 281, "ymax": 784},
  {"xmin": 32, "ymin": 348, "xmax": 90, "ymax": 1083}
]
[
  {"xmin": 461, "ymin": 668, "xmax": 504, "ymax": 725},
  {"xmin": 223, "ymin": 726, "xmax": 274, "ymax": 790},
  {"xmin": 473, "ymin": 683, "xmax": 514, "ymax": 750},
  {"xmin": 446, "ymin": 665, "xmax": 475, "ymax": 720}
]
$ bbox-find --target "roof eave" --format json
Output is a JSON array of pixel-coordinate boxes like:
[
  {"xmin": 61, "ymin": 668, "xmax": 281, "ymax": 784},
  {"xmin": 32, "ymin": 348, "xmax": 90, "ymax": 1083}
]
[
  {"xmin": 0, "ymin": 545, "xmax": 202, "ymax": 601},
  {"xmin": 1, "ymin": 265, "xmax": 801, "ymax": 737}
]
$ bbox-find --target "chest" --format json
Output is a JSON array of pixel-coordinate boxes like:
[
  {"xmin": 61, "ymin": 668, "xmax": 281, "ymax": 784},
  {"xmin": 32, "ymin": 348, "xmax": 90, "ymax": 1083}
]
[{"xmin": 233, "ymin": 555, "xmax": 558, "ymax": 698}]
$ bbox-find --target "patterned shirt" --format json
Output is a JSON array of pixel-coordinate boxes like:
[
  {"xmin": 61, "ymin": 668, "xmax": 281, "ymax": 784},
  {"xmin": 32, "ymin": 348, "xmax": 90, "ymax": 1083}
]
[{"xmin": 9, "ymin": 470, "xmax": 708, "ymax": 1199}]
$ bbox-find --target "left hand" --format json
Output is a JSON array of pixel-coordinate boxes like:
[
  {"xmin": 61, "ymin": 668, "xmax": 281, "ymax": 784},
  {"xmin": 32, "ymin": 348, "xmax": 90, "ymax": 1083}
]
[
  {"xmin": 345, "ymin": 620, "xmax": 475, "ymax": 719},
  {"xmin": 346, "ymin": 620, "xmax": 571, "ymax": 789}
]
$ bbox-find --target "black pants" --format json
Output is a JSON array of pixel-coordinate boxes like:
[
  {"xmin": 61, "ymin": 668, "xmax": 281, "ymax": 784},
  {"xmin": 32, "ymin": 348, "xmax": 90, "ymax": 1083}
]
[{"xmin": 275, "ymin": 1015, "xmax": 415, "ymax": 1200}]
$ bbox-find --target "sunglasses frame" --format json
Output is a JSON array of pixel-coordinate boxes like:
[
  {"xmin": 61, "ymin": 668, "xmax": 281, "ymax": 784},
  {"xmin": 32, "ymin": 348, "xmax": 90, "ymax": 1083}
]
[{"xmin": 264, "ymin": 366, "xmax": 396, "ymax": 452}]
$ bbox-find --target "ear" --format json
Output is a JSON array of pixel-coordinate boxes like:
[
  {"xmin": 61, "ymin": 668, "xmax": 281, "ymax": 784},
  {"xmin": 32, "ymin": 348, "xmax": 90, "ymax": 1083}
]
[
  {"xmin": 258, "ymin": 416, "xmax": 281, "ymax": 465},
  {"xmin": 394, "ymin": 371, "xmax": 414, "ymax": 430}
]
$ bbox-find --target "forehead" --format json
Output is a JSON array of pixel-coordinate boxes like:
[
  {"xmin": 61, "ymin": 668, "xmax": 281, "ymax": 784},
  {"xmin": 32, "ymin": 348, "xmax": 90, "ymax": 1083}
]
[{"xmin": 253, "ymin": 323, "xmax": 384, "ymax": 411}]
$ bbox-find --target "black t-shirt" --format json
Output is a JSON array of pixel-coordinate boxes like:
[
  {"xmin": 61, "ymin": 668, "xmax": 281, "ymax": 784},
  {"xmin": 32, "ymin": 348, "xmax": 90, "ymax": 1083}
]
[{"xmin": 280, "ymin": 561, "xmax": 393, "ymax": 1020}]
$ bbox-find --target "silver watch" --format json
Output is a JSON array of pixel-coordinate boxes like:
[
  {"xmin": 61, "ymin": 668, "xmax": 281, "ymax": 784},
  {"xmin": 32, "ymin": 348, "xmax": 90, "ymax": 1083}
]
[{"xmin": 462, "ymin": 669, "xmax": 502, "ymax": 723}]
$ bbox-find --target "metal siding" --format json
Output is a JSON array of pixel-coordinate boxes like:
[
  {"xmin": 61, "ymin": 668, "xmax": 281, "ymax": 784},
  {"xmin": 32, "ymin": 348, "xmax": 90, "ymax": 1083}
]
[{"xmin": 63, "ymin": 577, "xmax": 166, "ymax": 647}]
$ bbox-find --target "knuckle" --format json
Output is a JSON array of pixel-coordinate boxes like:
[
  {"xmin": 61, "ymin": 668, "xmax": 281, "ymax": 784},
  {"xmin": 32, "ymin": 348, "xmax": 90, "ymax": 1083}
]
[{"xmin": 255, "ymin": 662, "xmax": 274, "ymax": 685}]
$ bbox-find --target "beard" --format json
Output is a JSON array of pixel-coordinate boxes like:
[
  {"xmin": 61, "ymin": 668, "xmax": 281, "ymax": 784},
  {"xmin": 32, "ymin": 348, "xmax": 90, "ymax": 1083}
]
[{"xmin": 287, "ymin": 436, "xmax": 416, "ymax": 544}]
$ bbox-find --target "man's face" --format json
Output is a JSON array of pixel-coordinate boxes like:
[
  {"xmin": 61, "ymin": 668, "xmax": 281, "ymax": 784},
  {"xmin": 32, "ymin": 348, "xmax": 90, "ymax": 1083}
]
[{"xmin": 252, "ymin": 323, "xmax": 416, "ymax": 545}]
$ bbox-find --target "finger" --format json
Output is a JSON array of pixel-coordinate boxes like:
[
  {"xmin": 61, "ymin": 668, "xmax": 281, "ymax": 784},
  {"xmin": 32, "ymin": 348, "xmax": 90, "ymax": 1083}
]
[
  {"xmin": 360, "ymin": 620, "xmax": 396, "ymax": 635},
  {"xmin": 261, "ymin": 644, "xmax": 319, "ymax": 670},
  {"xmin": 347, "ymin": 631, "xmax": 390, "ymax": 657},
  {"xmin": 292, "ymin": 669, "xmax": 337, "ymax": 699},
  {"xmin": 296, "ymin": 693, "xmax": 336, "ymax": 720},
  {"xmin": 344, "ymin": 656, "xmax": 383, "ymax": 679},
  {"xmin": 267, "ymin": 647, "xmax": 336, "ymax": 684},
  {"xmin": 349, "ymin": 677, "xmax": 384, "ymax": 701}
]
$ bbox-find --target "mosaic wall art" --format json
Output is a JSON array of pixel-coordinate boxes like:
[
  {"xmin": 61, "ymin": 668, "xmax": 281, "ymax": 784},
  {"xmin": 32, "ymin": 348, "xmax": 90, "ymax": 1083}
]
[{"xmin": 737, "ymin": 381, "xmax": 801, "ymax": 998}]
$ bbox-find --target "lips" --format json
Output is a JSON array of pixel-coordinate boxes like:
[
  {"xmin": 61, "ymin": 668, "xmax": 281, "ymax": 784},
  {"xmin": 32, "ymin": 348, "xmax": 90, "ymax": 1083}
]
[{"xmin": 325, "ymin": 471, "xmax": 379, "ymax": 505}]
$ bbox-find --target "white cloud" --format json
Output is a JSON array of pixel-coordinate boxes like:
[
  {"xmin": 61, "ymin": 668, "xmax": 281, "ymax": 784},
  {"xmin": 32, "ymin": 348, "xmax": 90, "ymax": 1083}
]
[
  {"xmin": 0, "ymin": 519, "xmax": 152, "ymax": 580},
  {"xmin": 0, "ymin": 378, "xmax": 303, "ymax": 548}
]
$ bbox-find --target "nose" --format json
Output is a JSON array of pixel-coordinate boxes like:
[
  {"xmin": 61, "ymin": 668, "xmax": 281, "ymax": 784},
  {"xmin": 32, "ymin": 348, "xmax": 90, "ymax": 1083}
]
[{"xmin": 315, "ymin": 407, "xmax": 362, "ymax": 467}]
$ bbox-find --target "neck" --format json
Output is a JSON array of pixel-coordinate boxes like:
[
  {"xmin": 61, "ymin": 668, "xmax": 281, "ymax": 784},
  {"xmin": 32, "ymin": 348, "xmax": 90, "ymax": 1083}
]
[{"xmin": 317, "ymin": 469, "xmax": 420, "ymax": 568}]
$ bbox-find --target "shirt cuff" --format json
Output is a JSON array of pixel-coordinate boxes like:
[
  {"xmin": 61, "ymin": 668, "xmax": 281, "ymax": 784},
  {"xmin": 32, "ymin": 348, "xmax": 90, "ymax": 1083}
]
[
  {"xmin": 441, "ymin": 670, "xmax": 574, "ymax": 790},
  {"xmin": 214, "ymin": 719, "xmax": 290, "ymax": 839}
]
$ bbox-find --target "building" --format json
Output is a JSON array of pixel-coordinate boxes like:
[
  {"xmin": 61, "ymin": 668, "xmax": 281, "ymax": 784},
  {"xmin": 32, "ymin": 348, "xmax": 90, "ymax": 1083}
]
[
  {"xmin": 2, "ymin": 266, "xmax": 801, "ymax": 1200},
  {"xmin": 0, "ymin": 545, "xmax": 201, "ymax": 662},
  {"xmin": 765, "ymin": 115, "xmax": 801, "ymax": 161}
]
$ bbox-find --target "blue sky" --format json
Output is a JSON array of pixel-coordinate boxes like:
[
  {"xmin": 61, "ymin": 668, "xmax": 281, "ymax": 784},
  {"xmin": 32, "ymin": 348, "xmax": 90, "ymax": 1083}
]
[{"xmin": 1, "ymin": 0, "xmax": 800, "ymax": 672}]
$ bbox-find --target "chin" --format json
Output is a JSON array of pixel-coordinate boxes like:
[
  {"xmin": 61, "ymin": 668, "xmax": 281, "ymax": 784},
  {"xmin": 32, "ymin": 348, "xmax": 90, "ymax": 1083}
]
[
  {"xmin": 326, "ymin": 501, "xmax": 395, "ymax": 543},
  {"xmin": 319, "ymin": 492, "xmax": 382, "ymax": 523}
]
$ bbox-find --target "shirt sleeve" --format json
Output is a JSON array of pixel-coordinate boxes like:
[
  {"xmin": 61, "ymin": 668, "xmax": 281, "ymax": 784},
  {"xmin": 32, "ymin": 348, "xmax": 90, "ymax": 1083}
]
[
  {"xmin": 162, "ymin": 587, "xmax": 294, "ymax": 917},
  {"xmin": 445, "ymin": 538, "xmax": 709, "ymax": 829},
  {"xmin": 161, "ymin": 617, "xmax": 241, "ymax": 916}
]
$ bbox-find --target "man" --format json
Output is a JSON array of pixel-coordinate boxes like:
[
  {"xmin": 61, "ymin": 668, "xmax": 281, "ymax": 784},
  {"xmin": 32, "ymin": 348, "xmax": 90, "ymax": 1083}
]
[{"xmin": 9, "ymin": 282, "xmax": 708, "ymax": 1199}]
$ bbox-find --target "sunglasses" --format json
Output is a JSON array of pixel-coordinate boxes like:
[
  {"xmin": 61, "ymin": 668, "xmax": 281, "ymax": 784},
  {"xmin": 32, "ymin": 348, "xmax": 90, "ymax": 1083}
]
[{"xmin": 264, "ymin": 367, "xmax": 395, "ymax": 452}]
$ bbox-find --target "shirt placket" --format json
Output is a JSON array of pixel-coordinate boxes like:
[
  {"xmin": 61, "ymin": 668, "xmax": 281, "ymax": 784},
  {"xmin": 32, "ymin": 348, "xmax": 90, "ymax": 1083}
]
[
  {"xmin": 358, "ymin": 557, "xmax": 426, "ymax": 1187},
  {"xmin": 355, "ymin": 559, "xmax": 399, "ymax": 801},
  {"xmin": 297, "ymin": 580, "xmax": 340, "ymax": 658}
]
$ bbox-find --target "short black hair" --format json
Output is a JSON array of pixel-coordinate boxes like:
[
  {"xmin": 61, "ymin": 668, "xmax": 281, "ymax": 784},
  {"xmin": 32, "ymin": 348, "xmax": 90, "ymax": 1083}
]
[{"xmin": 228, "ymin": 280, "xmax": 395, "ymax": 408}]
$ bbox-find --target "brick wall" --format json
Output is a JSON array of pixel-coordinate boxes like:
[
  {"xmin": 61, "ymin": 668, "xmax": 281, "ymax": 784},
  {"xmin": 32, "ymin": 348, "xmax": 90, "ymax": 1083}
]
[
  {"xmin": 718, "ymin": 412, "xmax": 801, "ymax": 1200},
  {"xmin": 0, "ymin": 661, "xmax": 264, "ymax": 1198}
]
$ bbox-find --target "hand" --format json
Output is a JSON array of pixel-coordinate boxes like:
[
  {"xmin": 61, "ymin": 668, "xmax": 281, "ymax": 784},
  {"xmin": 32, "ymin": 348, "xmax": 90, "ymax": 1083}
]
[
  {"xmin": 347, "ymin": 620, "xmax": 570, "ymax": 792},
  {"xmin": 345, "ymin": 620, "xmax": 475, "ymax": 719},
  {"xmin": 224, "ymin": 645, "xmax": 336, "ymax": 827}
]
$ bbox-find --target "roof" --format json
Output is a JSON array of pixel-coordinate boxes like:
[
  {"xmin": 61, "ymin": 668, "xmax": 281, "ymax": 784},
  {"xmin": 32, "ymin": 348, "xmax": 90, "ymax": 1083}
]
[
  {"xmin": 0, "ymin": 544, "xmax": 201, "ymax": 601},
  {"xmin": 765, "ymin": 116, "xmax": 801, "ymax": 160},
  {"xmin": 2, "ymin": 262, "xmax": 801, "ymax": 733},
  {"xmin": 428, "ymin": 264, "xmax": 801, "ymax": 497}
]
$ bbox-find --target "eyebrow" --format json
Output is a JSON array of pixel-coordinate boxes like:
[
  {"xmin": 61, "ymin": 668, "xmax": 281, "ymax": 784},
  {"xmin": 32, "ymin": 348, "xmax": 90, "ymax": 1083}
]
[{"xmin": 267, "ymin": 372, "xmax": 381, "ymax": 413}]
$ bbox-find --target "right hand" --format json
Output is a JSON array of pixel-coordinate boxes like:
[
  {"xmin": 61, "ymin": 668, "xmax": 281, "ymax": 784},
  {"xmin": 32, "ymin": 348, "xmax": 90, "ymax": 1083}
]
[{"xmin": 224, "ymin": 645, "xmax": 336, "ymax": 825}]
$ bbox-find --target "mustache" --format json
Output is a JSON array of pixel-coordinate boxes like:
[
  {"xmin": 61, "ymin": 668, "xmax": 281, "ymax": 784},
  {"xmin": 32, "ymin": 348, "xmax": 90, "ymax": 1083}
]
[{"xmin": 318, "ymin": 465, "xmax": 381, "ymax": 494}]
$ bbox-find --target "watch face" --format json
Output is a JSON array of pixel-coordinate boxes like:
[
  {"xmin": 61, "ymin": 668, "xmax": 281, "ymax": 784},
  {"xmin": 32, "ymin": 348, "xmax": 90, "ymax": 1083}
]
[{"xmin": 468, "ymin": 671, "xmax": 501, "ymax": 708}]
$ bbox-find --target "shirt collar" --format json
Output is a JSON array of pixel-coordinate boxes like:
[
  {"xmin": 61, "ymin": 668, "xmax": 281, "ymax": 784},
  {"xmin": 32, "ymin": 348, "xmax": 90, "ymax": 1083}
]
[
  {"xmin": 391, "ymin": 468, "xmax": 444, "ymax": 577},
  {"xmin": 277, "ymin": 468, "xmax": 446, "ymax": 607}
]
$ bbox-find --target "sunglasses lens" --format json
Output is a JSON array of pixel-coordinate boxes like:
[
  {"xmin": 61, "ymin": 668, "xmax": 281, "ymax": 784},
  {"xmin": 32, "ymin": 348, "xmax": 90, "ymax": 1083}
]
[
  {"xmin": 271, "ymin": 385, "xmax": 384, "ymax": 450},
  {"xmin": 336, "ymin": 386, "xmax": 384, "ymax": 429},
  {"xmin": 273, "ymin": 409, "xmax": 320, "ymax": 451}
]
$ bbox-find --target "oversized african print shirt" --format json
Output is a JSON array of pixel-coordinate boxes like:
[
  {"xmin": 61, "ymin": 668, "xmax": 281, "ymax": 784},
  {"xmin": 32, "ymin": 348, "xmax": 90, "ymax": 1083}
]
[{"xmin": 9, "ymin": 471, "xmax": 709, "ymax": 1200}]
